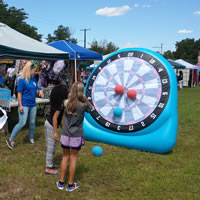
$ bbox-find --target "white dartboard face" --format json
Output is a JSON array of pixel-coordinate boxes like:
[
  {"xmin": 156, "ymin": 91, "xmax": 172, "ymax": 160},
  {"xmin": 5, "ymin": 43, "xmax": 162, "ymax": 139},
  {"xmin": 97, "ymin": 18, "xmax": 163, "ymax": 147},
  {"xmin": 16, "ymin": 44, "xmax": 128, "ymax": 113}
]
[{"xmin": 85, "ymin": 51, "xmax": 170, "ymax": 133}]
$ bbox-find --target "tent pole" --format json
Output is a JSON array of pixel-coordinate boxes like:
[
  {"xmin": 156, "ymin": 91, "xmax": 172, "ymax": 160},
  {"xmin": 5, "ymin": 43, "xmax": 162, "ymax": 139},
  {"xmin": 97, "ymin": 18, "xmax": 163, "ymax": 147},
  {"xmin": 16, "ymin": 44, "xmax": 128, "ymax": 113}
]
[{"xmin": 74, "ymin": 53, "xmax": 77, "ymax": 82}]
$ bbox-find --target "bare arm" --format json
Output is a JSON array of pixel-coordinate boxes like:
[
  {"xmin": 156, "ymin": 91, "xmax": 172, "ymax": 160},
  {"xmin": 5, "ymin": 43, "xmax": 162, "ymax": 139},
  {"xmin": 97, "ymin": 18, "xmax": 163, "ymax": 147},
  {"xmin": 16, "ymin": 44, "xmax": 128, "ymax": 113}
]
[
  {"xmin": 17, "ymin": 92, "xmax": 24, "ymax": 113},
  {"xmin": 37, "ymin": 90, "xmax": 44, "ymax": 98},
  {"xmin": 53, "ymin": 110, "xmax": 61, "ymax": 141}
]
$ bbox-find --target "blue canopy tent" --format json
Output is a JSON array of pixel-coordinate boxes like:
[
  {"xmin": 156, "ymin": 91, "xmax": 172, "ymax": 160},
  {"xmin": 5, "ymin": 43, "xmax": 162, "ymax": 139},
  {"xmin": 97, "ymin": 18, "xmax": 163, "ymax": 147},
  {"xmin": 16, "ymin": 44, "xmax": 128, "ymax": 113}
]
[{"xmin": 48, "ymin": 40, "xmax": 103, "ymax": 81}]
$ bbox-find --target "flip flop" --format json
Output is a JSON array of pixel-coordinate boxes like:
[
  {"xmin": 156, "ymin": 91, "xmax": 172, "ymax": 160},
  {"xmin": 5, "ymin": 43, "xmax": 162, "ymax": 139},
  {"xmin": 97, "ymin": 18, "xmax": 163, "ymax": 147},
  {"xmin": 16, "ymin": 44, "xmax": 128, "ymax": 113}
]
[
  {"xmin": 45, "ymin": 170, "xmax": 58, "ymax": 175},
  {"xmin": 51, "ymin": 165, "xmax": 59, "ymax": 169}
]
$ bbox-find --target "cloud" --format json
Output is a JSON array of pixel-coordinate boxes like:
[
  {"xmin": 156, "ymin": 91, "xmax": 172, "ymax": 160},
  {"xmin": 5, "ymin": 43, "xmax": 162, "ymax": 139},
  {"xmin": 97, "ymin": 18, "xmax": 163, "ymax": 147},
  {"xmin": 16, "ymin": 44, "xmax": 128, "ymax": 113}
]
[
  {"xmin": 193, "ymin": 11, "xmax": 200, "ymax": 16},
  {"xmin": 96, "ymin": 5, "xmax": 131, "ymax": 16},
  {"xmin": 178, "ymin": 29, "xmax": 193, "ymax": 34},
  {"xmin": 133, "ymin": 4, "xmax": 139, "ymax": 8},
  {"xmin": 142, "ymin": 5, "xmax": 151, "ymax": 8}
]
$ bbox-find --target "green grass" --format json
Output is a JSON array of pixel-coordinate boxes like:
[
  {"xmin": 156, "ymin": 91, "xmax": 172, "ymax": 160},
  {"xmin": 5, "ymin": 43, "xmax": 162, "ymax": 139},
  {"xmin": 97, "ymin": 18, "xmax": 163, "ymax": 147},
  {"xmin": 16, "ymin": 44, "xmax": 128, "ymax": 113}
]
[{"xmin": 0, "ymin": 87, "xmax": 200, "ymax": 200}]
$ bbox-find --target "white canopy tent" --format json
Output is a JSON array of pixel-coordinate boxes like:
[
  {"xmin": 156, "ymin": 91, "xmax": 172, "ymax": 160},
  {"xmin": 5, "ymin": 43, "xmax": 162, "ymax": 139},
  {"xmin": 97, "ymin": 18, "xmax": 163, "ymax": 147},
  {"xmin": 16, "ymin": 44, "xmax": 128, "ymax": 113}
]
[
  {"xmin": 175, "ymin": 59, "xmax": 199, "ymax": 87},
  {"xmin": 0, "ymin": 22, "xmax": 69, "ymax": 60},
  {"xmin": 175, "ymin": 59, "xmax": 199, "ymax": 69}
]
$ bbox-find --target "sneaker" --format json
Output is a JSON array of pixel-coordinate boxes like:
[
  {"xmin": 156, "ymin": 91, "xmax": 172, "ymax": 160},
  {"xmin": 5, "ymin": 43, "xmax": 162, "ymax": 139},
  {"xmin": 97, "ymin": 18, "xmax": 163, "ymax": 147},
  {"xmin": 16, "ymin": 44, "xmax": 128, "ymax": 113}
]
[
  {"xmin": 6, "ymin": 139, "xmax": 15, "ymax": 149},
  {"xmin": 29, "ymin": 139, "xmax": 34, "ymax": 144},
  {"xmin": 56, "ymin": 181, "xmax": 65, "ymax": 190},
  {"xmin": 66, "ymin": 182, "xmax": 79, "ymax": 192}
]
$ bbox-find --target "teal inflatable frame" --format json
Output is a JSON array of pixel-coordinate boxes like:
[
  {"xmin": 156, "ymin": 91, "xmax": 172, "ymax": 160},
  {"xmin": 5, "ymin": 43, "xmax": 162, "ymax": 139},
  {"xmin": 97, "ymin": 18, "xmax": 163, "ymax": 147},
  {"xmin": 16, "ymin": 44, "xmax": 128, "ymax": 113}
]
[{"xmin": 83, "ymin": 48, "xmax": 178, "ymax": 154}]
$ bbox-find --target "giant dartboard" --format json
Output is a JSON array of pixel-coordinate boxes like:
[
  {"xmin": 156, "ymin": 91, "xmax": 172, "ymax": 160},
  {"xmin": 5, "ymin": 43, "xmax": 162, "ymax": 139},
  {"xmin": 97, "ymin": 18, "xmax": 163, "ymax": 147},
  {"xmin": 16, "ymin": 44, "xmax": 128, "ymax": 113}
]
[
  {"xmin": 86, "ymin": 50, "xmax": 170, "ymax": 133},
  {"xmin": 84, "ymin": 48, "xmax": 177, "ymax": 154}
]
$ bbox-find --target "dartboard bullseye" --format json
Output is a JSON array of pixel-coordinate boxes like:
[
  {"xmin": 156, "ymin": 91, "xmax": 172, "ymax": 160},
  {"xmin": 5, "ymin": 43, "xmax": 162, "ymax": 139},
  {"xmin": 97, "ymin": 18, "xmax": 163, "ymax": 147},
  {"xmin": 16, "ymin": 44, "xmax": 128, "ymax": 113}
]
[{"xmin": 84, "ymin": 48, "xmax": 178, "ymax": 154}]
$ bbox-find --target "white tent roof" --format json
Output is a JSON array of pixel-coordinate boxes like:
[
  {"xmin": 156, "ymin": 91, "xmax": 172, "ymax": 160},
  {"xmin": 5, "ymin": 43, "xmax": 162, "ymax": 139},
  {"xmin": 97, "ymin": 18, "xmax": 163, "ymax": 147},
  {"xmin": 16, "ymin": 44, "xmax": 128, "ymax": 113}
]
[
  {"xmin": 175, "ymin": 59, "xmax": 199, "ymax": 69},
  {"xmin": 0, "ymin": 22, "xmax": 69, "ymax": 60}
]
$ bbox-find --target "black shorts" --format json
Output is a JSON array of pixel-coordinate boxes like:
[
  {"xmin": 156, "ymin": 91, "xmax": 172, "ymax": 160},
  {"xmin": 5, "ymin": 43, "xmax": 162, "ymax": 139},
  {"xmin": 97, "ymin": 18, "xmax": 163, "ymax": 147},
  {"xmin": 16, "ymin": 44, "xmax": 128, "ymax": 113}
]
[{"xmin": 61, "ymin": 144, "xmax": 82, "ymax": 150}]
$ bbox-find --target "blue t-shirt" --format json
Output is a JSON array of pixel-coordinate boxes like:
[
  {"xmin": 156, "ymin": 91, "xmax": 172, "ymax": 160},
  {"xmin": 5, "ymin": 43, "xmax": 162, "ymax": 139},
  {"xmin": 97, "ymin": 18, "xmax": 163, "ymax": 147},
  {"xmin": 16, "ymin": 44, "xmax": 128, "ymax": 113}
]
[{"xmin": 17, "ymin": 77, "xmax": 39, "ymax": 107}]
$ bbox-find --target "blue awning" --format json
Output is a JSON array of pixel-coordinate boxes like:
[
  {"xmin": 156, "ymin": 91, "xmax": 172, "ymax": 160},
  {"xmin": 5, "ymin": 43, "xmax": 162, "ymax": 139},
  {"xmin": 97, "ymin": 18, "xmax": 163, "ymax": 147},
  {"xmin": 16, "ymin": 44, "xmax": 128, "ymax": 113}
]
[{"xmin": 48, "ymin": 40, "xmax": 103, "ymax": 61}]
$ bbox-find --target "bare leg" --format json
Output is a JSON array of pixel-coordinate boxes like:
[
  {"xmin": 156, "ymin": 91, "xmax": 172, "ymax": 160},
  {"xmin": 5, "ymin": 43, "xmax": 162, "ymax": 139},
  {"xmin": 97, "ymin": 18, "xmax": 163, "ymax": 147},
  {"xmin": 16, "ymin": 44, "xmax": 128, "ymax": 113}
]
[
  {"xmin": 68, "ymin": 149, "xmax": 79, "ymax": 185},
  {"xmin": 60, "ymin": 148, "xmax": 70, "ymax": 182}
]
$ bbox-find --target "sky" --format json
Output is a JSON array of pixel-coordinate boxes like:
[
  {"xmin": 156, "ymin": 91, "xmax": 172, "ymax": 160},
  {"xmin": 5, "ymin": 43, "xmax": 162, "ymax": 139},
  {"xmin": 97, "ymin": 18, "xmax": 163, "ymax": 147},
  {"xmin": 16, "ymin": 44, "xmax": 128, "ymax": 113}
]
[{"xmin": 3, "ymin": 0, "xmax": 200, "ymax": 53}]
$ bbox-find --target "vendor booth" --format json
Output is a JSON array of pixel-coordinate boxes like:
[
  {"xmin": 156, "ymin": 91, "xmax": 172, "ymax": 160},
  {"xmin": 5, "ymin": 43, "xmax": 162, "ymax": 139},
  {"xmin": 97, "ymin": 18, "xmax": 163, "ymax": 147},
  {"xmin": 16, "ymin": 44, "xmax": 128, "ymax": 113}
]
[
  {"xmin": 0, "ymin": 22, "xmax": 69, "ymax": 116},
  {"xmin": 175, "ymin": 59, "xmax": 199, "ymax": 87}
]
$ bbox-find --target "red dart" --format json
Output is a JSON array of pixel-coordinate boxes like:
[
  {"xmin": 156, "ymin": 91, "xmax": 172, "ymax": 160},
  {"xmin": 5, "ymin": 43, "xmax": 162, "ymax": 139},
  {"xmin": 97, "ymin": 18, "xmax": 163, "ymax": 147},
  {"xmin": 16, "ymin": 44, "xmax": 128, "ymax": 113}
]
[
  {"xmin": 114, "ymin": 85, "xmax": 124, "ymax": 95},
  {"xmin": 127, "ymin": 89, "xmax": 137, "ymax": 99}
]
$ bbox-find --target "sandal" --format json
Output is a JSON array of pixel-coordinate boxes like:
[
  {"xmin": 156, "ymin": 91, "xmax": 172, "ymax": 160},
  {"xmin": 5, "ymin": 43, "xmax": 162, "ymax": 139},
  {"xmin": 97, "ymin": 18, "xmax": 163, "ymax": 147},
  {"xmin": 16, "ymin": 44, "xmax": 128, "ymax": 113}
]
[{"xmin": 45, "ymin": 169, "xmax": 58, "ymax": 175}]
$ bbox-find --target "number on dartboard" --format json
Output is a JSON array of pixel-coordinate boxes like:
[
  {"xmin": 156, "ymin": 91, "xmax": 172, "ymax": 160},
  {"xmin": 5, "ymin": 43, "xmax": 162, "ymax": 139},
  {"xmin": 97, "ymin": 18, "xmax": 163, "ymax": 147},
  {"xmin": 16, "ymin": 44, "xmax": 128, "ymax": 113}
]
[
  {"xmin": 128, "ymin": 52, "xmax": 134, "ymax": 57},
  {"xmin": 129, "ymin": 125, "xmax": 134, "ymax": 131},
  {"xmin": 91, "ymin": 106, "xmax": 95, "ymax": 112},
  {"xmin": 107, "ymin": 59, "xmax": 111, "ymax": 64},
  {"xmin": 162, "ymin": 79, "xmax": 168, "ymax": 84},
  {"xmin": 150, "ymin": 113, "xmax": 157, "ymax": 119},
  {"xmin": 149, "ymin": 59, "xmax": 156, "ymax": 64},
  {"xmin": 105, "ymin": 122, "xmax": 111, "ymax": 127},
  {"xmin": 96, "ymin": 116, "xmax": 101, "ymax": 120},
  {"xmin": 162, "ymin": 92, "xmax": 168, "ymax": 95},
  {"xmin": 158, "ymin": 103, "xmax": 165, "ymax": 108}
]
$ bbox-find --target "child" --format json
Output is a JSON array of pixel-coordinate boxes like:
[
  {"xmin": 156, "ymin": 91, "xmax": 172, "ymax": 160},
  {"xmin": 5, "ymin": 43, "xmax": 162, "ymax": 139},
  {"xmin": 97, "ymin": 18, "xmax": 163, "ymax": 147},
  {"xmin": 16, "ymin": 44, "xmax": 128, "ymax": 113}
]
[
  {"xmin": 56, "ymin": 82, "xmax": 92, "ymax": 191},
  {"xmin": 44, "ymin": 78, "xmax": 68, "ymax": 175}
]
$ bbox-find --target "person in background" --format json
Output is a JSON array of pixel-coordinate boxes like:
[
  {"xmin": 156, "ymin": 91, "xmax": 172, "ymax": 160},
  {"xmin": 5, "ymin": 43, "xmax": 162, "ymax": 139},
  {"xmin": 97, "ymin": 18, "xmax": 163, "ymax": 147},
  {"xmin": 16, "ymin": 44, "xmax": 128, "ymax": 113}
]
[
  {"xmin": 44, "ymin": 77, "xmax": 68, "ymax": 175},
  {"xmin": 178, "ymin": 71, "xmax": 183, "ymax": 89},
  {"xmin": 15, "ymin": 61, "xmax": 24, "ymax": 98},
  {"xmin": 5, "ymin": 64, "xmax": 16, "ymax": 96},
  {"xmin": 6, "ymin": 61, "xmax": 44, "ymax": 149},
  {"xmin": 56, "ymin": 82, "xmax": 92, "ymax": 191}
]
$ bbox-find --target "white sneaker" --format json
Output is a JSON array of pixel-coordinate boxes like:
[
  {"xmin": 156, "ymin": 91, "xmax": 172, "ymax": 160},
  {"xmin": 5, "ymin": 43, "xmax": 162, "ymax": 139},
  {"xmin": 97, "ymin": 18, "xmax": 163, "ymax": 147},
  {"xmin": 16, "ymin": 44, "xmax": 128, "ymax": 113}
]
[{"xmin": 29, "ymin": 139, "xmax": 34, "ymax": 144}]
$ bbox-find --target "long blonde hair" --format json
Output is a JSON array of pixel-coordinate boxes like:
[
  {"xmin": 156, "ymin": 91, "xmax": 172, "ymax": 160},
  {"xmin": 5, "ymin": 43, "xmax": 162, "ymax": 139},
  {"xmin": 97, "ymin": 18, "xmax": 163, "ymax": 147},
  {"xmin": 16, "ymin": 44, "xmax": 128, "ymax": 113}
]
[
  {"xmin": 21, "ymin": 61, "xmax": 33, "ymax": 82},
  {"xmin": 66, "ymin": 82, "xmax": 85, "ymax": 114}
]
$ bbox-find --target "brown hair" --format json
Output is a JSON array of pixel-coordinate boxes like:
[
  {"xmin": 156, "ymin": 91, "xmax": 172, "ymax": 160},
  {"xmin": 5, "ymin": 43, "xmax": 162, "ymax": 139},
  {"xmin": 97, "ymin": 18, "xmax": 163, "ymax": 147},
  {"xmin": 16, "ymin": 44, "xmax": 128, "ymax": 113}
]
[{"xmin": 66, "ymin": 82, "xmax": 85, "ymax": 114}]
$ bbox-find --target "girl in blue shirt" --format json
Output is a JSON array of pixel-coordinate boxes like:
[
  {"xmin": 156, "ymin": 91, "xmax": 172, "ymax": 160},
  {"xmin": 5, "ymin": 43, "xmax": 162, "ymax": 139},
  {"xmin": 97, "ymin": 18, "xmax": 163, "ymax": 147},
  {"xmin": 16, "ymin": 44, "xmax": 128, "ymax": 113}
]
[{"xmin": 6, "ymin": 61, "xmax": 44, "ymax": 149}]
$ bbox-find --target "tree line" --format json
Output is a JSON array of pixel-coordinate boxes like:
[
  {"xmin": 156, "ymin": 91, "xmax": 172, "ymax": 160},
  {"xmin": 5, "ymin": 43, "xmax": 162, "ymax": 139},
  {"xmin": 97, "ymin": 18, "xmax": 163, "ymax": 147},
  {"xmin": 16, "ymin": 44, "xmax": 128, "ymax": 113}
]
[
  {"xmin": 0, "ymin": 0, "xmax": 199, "ymax": 60},
  {"xmin": 163, "ymin": 38, "xmax": 200, "ymax": 64}
]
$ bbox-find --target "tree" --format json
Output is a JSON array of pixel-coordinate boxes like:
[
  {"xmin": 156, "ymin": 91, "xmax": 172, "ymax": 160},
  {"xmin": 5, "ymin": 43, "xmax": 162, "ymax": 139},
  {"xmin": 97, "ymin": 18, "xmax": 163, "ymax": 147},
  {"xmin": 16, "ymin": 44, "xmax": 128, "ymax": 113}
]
[
  {"xmin": 90, "ymin": 39, "xmax": 119, "ymax": 55},
  {"xmin": 46, "ymin": 25, "xmax": 77, "ymax": 44},
  {"xmin": 174, "ymin": 38, "xmax": 200, "ymax": 64},
  {"xmin": 163, "ymin": 50, "xmax": 175, "ymax": 60},
  {"xmin": 163, "ymin": 38, "xmax": 200, "ymax": 64},
  {"xmin": 0, "ymin": 0, "xmax": 42, "ymax": 41}
]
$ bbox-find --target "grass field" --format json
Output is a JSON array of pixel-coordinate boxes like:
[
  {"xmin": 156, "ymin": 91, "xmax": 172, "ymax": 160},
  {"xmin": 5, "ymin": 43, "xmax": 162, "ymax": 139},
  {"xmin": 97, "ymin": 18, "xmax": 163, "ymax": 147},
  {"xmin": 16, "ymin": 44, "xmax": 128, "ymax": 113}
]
[{"xmin": 0, "ymin": 87, "xmax": 200, "ymax": 200}]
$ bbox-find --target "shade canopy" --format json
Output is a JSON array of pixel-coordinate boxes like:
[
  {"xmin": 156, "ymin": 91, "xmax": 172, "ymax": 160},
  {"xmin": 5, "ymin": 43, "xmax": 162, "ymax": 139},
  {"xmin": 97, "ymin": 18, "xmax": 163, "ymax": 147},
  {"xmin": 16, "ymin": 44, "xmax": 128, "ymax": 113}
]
[
  {"xmin": 168, "ymin": 59, "xmax": 185, "ymax": 69},
  {"xmin": 0, "ymin": 22, "xmax": 69, "ymax": 60},
  {"xmin": 48, "ymin": 40, "xmax": 103, "ymax": 60},
  {"xmin": 175, "ymin": 59, "xmax": 199, "ymax": 69}
]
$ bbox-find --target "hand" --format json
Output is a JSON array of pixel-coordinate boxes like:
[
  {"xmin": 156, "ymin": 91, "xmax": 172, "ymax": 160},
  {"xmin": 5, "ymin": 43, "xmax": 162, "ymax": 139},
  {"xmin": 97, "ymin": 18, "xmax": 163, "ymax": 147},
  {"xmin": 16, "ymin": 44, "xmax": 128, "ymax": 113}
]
[
  {"xmin": 83, "ymin": 95, "xmax": 88, "ymax": 100},
  {"xmin": 19, "ymin": 105, "xmax": 24, "ymax": 113},
  {"xmin": 39, "ymin": 90, "xmax": 44, "ymax": 98},
  {"xmin": 53, "ymin": 133, "xmax": 59, "ymax": 141}
]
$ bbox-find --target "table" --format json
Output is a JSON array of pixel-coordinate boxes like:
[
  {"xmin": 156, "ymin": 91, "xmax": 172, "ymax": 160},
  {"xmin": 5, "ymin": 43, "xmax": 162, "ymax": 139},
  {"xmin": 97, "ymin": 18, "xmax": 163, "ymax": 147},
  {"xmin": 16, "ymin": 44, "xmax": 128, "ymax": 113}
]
[
  {"xmin": 9, "ymin": 98, "xmax": 50, "ymax": 117},
  {"xmin": 10, "ymin": 98, "xmax": 50, "ymax": 107}
]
